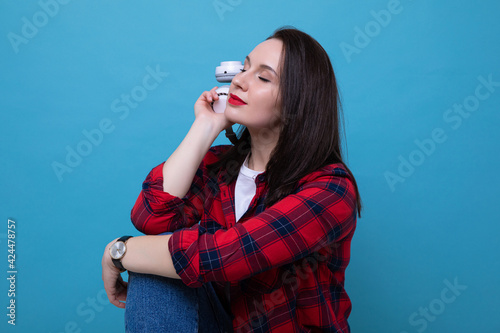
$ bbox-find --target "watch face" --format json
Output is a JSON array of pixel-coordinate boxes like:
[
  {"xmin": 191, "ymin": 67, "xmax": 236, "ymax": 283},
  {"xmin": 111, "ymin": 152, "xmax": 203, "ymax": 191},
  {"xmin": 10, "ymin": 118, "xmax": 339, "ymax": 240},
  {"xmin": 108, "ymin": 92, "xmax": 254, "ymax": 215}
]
[{"xmin": 110, "ymin": 241, "xmax": 126, "ymax": 259}]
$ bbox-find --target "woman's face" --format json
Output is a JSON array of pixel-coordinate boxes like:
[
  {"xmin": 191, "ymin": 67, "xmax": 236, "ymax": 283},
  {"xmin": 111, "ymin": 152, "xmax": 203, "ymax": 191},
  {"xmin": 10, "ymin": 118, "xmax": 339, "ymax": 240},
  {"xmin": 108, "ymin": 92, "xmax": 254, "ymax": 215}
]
[{"xmin": 225, "ymin": 38, "xmax": 283, "ymax": 133}]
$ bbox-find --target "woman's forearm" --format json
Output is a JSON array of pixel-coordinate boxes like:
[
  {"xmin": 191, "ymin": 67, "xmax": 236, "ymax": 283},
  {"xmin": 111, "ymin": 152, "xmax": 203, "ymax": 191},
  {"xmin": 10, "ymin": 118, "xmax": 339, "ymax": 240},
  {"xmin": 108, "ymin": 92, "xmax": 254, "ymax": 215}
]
[
  {"xmin": 162, "ymin": 117, "xmax": 222, "ymax": 198},
  {"xmin": 111, "ymin": 235, "xmax": 181, "ymax": 279}
]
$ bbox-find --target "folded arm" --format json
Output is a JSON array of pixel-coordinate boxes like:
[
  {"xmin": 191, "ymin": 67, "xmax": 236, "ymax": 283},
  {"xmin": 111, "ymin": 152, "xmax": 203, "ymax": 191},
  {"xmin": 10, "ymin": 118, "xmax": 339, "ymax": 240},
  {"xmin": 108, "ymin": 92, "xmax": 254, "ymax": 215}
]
[{"xmin": 168, "ymin": 167, "xmax": 358, "ymax": 287}]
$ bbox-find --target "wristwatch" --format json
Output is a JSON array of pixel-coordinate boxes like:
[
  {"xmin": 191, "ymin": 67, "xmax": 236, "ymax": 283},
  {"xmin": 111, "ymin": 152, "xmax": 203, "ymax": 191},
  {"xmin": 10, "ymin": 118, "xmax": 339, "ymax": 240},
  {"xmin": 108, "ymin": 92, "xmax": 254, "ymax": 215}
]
[{"xmin": 109, "ymin": 236, "xmax": 133, "ymax": 272}]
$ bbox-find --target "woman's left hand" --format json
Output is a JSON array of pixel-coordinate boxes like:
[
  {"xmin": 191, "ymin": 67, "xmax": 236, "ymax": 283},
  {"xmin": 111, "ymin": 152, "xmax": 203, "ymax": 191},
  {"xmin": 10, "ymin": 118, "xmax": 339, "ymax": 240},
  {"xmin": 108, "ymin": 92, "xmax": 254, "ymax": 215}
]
[{"xmin": 102, "ymin": 240, "xmax": 128, "ymax": 308}]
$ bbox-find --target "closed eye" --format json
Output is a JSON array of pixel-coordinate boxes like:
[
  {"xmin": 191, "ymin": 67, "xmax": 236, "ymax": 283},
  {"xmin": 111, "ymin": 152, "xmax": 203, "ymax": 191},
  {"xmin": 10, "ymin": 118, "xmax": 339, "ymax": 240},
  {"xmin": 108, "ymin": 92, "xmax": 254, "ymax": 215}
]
[{"xmin": 240, "ymin": 68, "xmax": 270, "ymax": 82}]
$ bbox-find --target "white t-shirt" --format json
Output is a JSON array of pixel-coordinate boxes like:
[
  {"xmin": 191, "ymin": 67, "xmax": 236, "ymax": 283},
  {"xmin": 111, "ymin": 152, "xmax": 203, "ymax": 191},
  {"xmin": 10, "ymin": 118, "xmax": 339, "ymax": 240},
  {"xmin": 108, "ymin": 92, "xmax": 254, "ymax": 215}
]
[{"xmin": 234, "ymin": 155, "xmax": 263, "ymax": 222}]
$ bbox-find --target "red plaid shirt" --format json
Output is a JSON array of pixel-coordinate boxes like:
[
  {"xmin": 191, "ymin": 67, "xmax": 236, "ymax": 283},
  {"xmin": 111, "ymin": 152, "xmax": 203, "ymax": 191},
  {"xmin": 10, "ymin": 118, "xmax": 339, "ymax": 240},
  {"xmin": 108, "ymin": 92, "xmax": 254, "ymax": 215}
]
[{"xmin": 131, "ymin": 145, "xmax": 357, "ymax": 332}]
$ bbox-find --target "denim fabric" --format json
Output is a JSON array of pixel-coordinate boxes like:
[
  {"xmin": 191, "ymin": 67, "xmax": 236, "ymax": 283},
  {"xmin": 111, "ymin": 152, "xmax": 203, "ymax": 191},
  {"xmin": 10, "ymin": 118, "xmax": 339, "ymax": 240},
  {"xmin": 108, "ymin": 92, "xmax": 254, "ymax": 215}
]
[{"xmin": 125, "ymin": 271, "xmax": 233, "ymax": 333}]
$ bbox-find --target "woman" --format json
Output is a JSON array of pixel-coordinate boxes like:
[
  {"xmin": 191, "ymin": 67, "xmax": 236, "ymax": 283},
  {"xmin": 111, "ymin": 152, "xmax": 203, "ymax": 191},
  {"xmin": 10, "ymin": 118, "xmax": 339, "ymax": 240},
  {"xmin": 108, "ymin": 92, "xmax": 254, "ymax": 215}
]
[{"xmin": 102, "ymin": 27, "xmax": 362, "ymax": 332}]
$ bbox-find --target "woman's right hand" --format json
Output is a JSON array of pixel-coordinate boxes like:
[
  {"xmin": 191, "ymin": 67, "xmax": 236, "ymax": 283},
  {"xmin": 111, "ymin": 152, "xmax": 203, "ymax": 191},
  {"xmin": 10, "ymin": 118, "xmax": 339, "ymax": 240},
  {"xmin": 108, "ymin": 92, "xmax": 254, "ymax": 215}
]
[{"xmin": 194, "ymin": 87, "xmax": 233, "ymax": 133}]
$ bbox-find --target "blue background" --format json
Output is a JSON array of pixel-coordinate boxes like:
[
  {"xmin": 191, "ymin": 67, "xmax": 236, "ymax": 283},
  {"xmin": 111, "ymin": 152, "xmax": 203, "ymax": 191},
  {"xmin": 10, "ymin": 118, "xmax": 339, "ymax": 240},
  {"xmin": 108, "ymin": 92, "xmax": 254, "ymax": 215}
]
[{"xmin": 1, "ymin": 0, "xmax": 499, "ymax": 332}]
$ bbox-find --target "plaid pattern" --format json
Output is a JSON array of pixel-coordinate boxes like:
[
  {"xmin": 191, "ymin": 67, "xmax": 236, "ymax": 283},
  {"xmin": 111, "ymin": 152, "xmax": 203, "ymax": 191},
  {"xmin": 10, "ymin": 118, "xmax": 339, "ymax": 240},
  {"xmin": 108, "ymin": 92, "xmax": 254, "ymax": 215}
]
[{"xmin": 131, "ymin": 145, "xmax": 357, "ymax": 332}]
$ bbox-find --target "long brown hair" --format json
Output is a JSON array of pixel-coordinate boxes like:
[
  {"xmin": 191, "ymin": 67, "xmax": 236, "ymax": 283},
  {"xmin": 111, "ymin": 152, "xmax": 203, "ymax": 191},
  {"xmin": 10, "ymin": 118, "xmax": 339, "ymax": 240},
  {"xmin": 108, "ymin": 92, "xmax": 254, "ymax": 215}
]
[{"xmin": 209, "ymin": 27, "xmax": 362, "ymax": 217}]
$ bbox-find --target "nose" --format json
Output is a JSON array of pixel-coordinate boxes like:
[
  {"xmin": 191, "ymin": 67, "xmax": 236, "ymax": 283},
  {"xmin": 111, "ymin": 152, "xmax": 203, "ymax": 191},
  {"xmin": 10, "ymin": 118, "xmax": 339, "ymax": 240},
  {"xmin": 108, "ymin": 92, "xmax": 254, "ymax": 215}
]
[{"xmin": 231, "ymin": 70, "xmax": 248, "ymax": 91}]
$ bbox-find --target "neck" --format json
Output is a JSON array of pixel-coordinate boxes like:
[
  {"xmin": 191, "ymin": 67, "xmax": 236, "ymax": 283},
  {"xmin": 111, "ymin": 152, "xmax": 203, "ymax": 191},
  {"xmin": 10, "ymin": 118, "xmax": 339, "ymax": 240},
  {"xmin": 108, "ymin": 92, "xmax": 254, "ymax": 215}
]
[{"xmin": 247, "ymin": 128, "xmax": 279, "ymax": 172}]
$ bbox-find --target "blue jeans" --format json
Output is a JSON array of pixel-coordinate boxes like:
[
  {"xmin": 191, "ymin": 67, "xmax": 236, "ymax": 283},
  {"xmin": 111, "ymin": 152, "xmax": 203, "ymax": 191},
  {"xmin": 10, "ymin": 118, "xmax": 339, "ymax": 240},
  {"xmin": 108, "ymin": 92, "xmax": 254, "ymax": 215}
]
[{"xmin": 125, "ymin": 271, "xmax": 233, "ymax": 333}]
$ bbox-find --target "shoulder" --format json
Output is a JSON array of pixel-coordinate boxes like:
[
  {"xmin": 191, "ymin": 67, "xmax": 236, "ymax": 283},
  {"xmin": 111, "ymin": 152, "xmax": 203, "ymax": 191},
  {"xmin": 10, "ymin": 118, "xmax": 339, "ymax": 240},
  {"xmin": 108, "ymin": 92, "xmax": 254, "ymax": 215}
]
[
  {"xmin": 204, "ymin": 145, "xmax": 232, "ymax": 163},
  {"xmin": 203, "ymin": 144, "xmax": 233, "ymax": 164},
  {"xmin": 298, "ymin": 163, "xmax": 356, "ymax": 197}
]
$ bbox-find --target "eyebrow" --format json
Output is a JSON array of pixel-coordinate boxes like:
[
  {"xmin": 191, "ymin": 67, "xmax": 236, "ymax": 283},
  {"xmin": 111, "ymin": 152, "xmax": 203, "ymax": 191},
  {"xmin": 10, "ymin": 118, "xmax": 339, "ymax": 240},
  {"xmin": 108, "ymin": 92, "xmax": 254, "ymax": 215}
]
[{"xmin": 245, "ymin": 56, "xmax": 278, "ymax": 77}]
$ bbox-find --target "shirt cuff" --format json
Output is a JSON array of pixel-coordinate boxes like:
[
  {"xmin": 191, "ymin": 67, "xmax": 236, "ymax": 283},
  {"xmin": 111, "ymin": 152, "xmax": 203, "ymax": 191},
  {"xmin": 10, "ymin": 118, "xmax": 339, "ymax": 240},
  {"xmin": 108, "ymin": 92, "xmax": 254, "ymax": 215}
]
[
  {"xmin": 142, "ymin": 163, "xmax": 185, "ymax": 214},
  {"xmin": 168, "ymin": 224, "xmax": 204, "ymax": 288}
]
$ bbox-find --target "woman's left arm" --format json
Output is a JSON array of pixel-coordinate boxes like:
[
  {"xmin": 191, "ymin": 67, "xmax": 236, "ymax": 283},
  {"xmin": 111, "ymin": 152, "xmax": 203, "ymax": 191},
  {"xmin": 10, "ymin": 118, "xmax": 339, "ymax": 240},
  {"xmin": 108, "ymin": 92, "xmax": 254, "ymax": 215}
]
[
  {"xmin": 101, "ymin": 235, "xmax": 180, "ymax": 308},
  {"xmin": 168, "ymin": 167, "xmax": 358, "ymax": 288}
]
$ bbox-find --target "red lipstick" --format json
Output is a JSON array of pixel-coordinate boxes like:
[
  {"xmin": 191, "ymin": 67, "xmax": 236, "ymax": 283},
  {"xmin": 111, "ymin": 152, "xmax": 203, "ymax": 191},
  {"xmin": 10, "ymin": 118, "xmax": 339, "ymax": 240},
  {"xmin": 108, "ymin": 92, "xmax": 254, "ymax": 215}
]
[{"xmin": 228, "ymin": 93, "xmax": 247, "ymax": 106}]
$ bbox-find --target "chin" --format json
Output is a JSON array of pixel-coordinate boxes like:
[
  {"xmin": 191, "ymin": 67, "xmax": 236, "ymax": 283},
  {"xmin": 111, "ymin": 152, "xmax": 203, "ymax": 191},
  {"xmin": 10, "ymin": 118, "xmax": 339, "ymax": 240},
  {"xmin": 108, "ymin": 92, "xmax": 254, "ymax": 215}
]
[{"xmin": 223, "ymin": 106, "xmax": 239, "ymax": 122}]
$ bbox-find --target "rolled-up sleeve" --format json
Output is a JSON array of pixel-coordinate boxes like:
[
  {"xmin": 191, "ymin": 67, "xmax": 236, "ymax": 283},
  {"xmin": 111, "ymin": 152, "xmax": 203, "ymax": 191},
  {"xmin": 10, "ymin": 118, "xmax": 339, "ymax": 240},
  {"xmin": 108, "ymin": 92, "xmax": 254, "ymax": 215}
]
[
  {"xmin": 131, "ymin": 147, "xmax": 224, "ymax": 235},
  {"xmin": 168, "ymin": 168, "xmax": 357, "ymax": 288}
]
